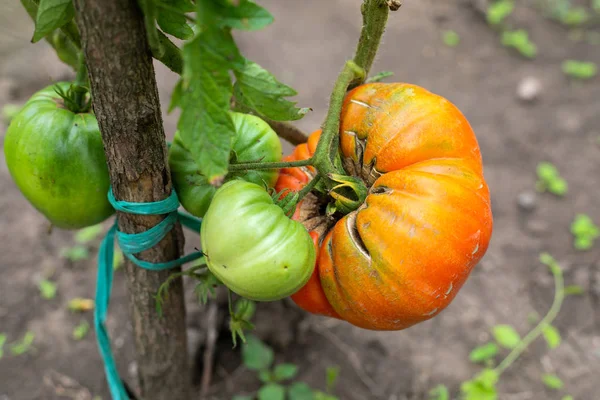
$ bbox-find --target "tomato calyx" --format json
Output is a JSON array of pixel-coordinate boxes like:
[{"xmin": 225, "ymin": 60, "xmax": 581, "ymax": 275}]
[
  {"xmin": 53, "ymin": 83, "xmax": 92, "ymax": 114},
  {"xmin": 326, "ymin": 173, "xmax": 368, "ymax": 215}
]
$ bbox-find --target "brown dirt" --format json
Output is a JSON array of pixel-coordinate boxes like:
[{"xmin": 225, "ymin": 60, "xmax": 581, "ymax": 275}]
[{"xmin": 1, "ymin": 1, "xmax": 599, "ymax": 399}]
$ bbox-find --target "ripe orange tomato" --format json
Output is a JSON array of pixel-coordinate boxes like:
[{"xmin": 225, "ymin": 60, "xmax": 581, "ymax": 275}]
[{"xmin": 276, "ymin": 83, "xmax": 493, "ymax": 331}]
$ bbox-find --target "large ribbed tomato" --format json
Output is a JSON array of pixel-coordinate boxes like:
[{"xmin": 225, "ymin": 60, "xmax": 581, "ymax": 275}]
[{"xmin": 276, "ymin": 82, "xmax": 493, "ymax": 331}]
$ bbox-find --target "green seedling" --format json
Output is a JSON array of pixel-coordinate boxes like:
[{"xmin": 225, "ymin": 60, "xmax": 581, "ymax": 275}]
[
  {"xmin": 38, "ymin": 279, "xmax": 57, "ymax": 299},
  {"xmin": 10, "ymin": 332, "xmax": 35, "ymax": 355},
  {"xmin": 73, "ymin": 321, "xmax": 90, "ymax": 340},
  {"xmin": 536, "ymin": 162, "xmax": 568, "ymax": 196},
  {"xmin": 570, "ymin": 214, "xmax": 599, "ymax": 250},
  {"xmin": 487, "ymin": 0, "xmax": 515, "ymax": 25},
  {"xmin": 442, "ymin": 30, "xmax": 460, "ymax": 47},
  {"xmin": 60, "ymin": 245, "xmax": 90, "ymax": 262},
  {"xmin": 542, "ymin": 373, "xmax": 564, "ymax": 390},
  {"xmin": 501, "ymin": 30, "xmax": 537, "ymax": 58},
  {"xmin": 562, "ymin": 60, "xmax": 597, "ymax": 79}
]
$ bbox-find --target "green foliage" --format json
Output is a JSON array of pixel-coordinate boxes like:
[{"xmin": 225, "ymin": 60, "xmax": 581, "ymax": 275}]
[
  {"xmin": 60, "ymin": 245, "xmax": 90, "ymax": 262},
  {"xmin": 73, "ymin": 321, "xmax": 90, "ymax": 340},
  {"xmin": 570, "ymin": 214, "xmax": 599, "ymax": 250},
  {"xmin": 194, "ymin": 271, "xmax": 221, "ymax": 304},
  {"xmin": 492, "ymin": 325, "xmax": 521, "ymax": 349},
  {"xmin": 487, "ymin": 0, "xmax": 515, "ymax": 25},
  {"xmin": 536, "ymin": 162, "xmax": 568, "ymax": 196},
  {"xmin": 501, "ymin": 30, "xmax": 537, "ymax": 58},
  {"xmin": 564, "ymin": 285, "xmax": 585, "ymax": 295},
  {"xmin": 428, "ymin": 384, "xmax": 450, "ymax": 400},
  {"xmin": 0, "ymin": 334, "xmax": 6, "ymax": 359},
  {"xmin": 156, "ymin": 0, "xmax": 195, "ymax": 40},
  {"xmin": 541, "ymin": 324, "xmax": 561, "ymax": 349},
  {"xmin": 442, "ymin": 30, "xmax": 460, "ymax": 47},
  {"xmin": 74, "ymin": 224, "xmax": 103, "ymax": 244},
  {"xmin": 461, "ymin": 369, "xmax": 499, "ymax": 400},
  {"xmin": 237, "ymin": 335, "xmax": 339, "ymax": 400},
  {"xmin": 171, "ymin": 0, "xmax": 306, "ymax": 184},
  {"xmin": 469, "ymin": 343, "xmax": 499, "ymax": 363},
  {"xmin": 562, "ymin": 60, "xmax": 598, "ymax": 79},
  {"xmin": 230, "ymin": 297, "xmax": 256, "ymax": 347},
  {"xmin": 559, "ymin": 7, "xmax": 590, "ymax": 26},
  {"xmin": 32, "ymin": 0, "xmax": 75, "ymax": 42},
  {"xmin": 10, "ymin": 332, "xmax": 35, "ymax": 355},
  {"xmin": 542, "ymin": 373, "xmax": 564, "ymax": 389},
  {"xmin": 38, "ymin": 279, "xmax": 57, "ymax": 299}
]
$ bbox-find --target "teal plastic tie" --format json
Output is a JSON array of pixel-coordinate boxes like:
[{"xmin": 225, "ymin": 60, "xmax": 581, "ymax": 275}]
[{"xmin": 96, "ymin": 188, "xmax": 203, "ymax": 400}]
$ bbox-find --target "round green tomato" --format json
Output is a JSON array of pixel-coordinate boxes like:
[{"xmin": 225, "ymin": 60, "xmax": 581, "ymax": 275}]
[
  {"xmin": 169, "ymin": 112, "xmax": 282, "ymax": 217},
  {"xmin": 4, "ymin": 82, "xmax": 113, "ymax": 229},
  {"xmin": 201, "ymin": 180, "xmax": 315, "ymax": 301}
]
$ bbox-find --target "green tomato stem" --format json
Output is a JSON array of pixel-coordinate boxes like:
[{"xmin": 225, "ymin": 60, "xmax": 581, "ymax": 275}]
[
  {"xmin": 312, "ymin": 60, "xmax": 365, "ymax": 180},
  {"xmin": 493, "ymin": 258, "xmax": 565, "ymax": 376},
  {"xmin": 73, "ymin": 54, "xmax": 89, "ymax": 112},
  {"xmin": 228, "ymin": 158, "xmax": 313, "ymax": 172},
  {"xmin": 350, "ymin": 0, "xmax": 391, "ymax": 89},
  {"xmin": 296, "ymin": 176, "xmax": 321, "ymax": 202}
]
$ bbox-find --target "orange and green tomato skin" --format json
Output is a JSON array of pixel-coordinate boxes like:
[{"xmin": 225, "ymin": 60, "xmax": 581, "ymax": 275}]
[{"xmin": 275, "ymin": 82, "xmax": 493, "ymax": 331}]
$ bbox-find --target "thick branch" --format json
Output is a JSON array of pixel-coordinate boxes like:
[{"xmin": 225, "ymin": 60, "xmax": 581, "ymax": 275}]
[{"xmin": 73, "ymin": 1, "xmax": 190, "ymax": 399}]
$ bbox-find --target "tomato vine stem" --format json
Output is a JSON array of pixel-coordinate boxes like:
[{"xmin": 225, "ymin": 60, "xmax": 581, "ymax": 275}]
[
  {"xmin": 228, "ymin": 158, "xmax": 313, "ymax": 171},
  {"xmin": 494, "ymin": 255, "xmax": 565, "ymax": 376},
  {"xmin": 350, "ymin": 0, "xmax": 392, "ymax": 89}
]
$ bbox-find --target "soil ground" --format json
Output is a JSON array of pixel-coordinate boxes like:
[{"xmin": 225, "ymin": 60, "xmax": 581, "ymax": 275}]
[{"xmin": 1, "ymin": 1, "xmax": 599, "ymax": 399}]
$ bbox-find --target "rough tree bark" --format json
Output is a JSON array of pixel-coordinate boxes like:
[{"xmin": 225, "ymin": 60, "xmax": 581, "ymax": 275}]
[{"xmin": 73, "ymin": 1, "xmax": 190, "ymax": 399}]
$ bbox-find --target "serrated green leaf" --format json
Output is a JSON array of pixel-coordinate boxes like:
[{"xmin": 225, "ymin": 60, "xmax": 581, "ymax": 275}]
[
  {"xmin": 542, "ymin": 374, "xmax": 564, "ymax": 390},
  {"xmin": 288, "ymin": 382, "xmax": 315, "ymax": 400},
  {"xmin": 75, "ymin": 224, "xmax": 103, "ymax": 244},
  {"xmin": 257, "ymin": 383, "xmax": 285, "ymax": 400},
  {"xmin": 234, "ymin": 60, "xmax": 309, "ymax": 121},
  {"xmin": 562, "ymin": 60, "xmax": 598, "ymax": 80},
  {"xmin": 492, "ymin": 325, "xmax": 521, "ymax": 349},
  {"xmin": 242, "ymin": 335, "xmax": 274, "ymax": 371},
  {"xmin": 10, "ymin": 332, "xmax": 35, "ymax": 355},
  {"xmin": 201, "ymin": 0, "xmax": 274, "ymax": 31},
  {"xmin": 157, "ymin": 0, "xmax": 194, "ymax": 40},
  {"xmin": 32, "ymin": 0, "xmax": 75, "ymax": 43},
  {"xmin": 178, "ymin": 29, "xmax": 239, "ymax": 183},
  {"xmin": 428, "ymin": 384, "xmax": 449, "ymax": 400},
  {"xmin": 564, "ymin": 285, "xmax": 585, "ymax": 295},
  {"xmin": 442, "ymin": 30, "xmax": 460, "ymax": 47},
  {"xmin": 60, "ymin": 245, "xmax": 90, "ymax": 261},
  {"xmin": 273, "ymin": 363, "xmax": 298, "ymax": 381},
  {"xmin": 542, "ymin": 324, "xmax": 561, "ymax": 349},
  {"xmin": 325, "ymin": 366, "xmax": 340, "ymax": 393},
  {"xmin": 72, "ymin": 320, "xmax": 90, "ymax": 340},
  {"xmin": 38, "ymin": 279, "xmax": 57, "ymax": 299},
  {"xmin": 469, "ymin": 342, "xmax": 499, "ymax": 363}
]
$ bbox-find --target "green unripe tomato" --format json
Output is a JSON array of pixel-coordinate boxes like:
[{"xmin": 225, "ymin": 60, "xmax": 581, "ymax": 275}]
[
  {"xmin": 169, "ymin": 111, "xmax": 282, "ymax": 218},
  {"xmin": 4, "ymin": 82, "xmax": 113, "ymax": 229},
  {"xmin": 201, "ymin": 180, "xmax": 315, "ymax": 301}
]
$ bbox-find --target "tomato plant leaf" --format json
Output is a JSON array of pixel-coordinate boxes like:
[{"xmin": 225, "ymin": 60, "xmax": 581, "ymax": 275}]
[
  {"xmin": 242, "ymin": 335, "xmax": 274, "ymax": 371},
  {"xmin": 178, "ymin": 29, "xmax": 239, "ymax": 184},
  {"xmin": 492, "ymin": 324, "xmax": 521, "ymax": 349},
  {"xmin": 542, "ymin": 324, "xmax": 561, "ymax": 349},
  {"xmin": 288, "ymin": 382, "xmax": 315, "ymax": 400},
  {"xmin": 234, "ymin": 60, "xmax": 310, "ymax": 121},
  {"xmin": 542, "ymin": 374, "xmax": 564, "ymax": 390},
  {"xmin": 257, "ymin": 383, "xmax": 285, "ymax": 400},
  {"xmin": 273, "ymin": 363, "xmax": 298, "ymax": 381},
  {"xmin": 32, "ymin": 0, "xmax": 75, "ymax": 43},
  {"xmin": 38, "ymin": 279, "xmax": 57, "ymax": 300},
  {"xmin": 201, "ymin": 0, "xmax": 274, "ymax": 31},
  {"xmin": 469, "ymin": 342, "xmax": 499, "ymax": 363},
  {"xmin": 461, "ymin": 369, "xmax": 498, "ymax": 400},
  {"xmin": 259, "ymin": 370, "xmax": 273, "ymax": 383},
  {"xmin": 156, "ymin": 0, "xmax": 194, "ymax": 40},
  {"xmin": 428, "ymin": 384, "xmax": 449, "ymax": 400}
]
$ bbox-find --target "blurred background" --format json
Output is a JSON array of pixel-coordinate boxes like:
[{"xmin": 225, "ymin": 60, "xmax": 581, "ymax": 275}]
[{"xmin": 1, "ymin": 0, "xmax": 599, "ymax": 399}]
